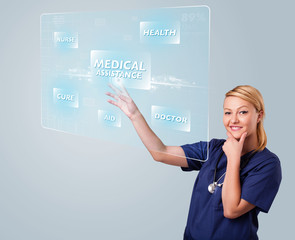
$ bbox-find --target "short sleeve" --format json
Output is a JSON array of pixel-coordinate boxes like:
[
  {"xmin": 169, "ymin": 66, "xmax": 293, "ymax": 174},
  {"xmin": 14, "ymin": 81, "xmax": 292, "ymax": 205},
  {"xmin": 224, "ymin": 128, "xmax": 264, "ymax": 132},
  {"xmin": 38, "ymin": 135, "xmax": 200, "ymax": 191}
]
[
  {"xmin": 241, "ymin": 158, "xmax": 282, "ymax": 213},
  {"xmin": 180, "ymin": 141, "xmax": 209, "ymax": 171}
]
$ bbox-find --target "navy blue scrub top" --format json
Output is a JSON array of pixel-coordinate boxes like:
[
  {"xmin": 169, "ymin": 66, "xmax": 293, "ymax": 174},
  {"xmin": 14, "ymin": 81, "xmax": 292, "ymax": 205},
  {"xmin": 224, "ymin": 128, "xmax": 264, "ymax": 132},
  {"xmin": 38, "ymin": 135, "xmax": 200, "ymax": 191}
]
[{"xmin": 181, "ymin": 139, "xmax": 282, "ymax": 240}]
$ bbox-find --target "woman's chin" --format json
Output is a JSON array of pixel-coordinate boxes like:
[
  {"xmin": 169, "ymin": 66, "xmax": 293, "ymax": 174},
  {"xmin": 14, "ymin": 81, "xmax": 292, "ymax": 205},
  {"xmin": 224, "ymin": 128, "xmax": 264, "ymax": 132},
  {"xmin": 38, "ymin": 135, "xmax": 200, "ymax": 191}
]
[{"xmin": 230, "ymin": 131, "xmax": 243, "ymax": 140}]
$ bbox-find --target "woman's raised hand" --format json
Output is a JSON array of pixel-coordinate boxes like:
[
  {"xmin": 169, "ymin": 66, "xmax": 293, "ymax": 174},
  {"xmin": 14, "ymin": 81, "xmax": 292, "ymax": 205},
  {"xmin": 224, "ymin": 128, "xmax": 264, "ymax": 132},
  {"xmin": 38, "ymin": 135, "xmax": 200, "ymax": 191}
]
[{"xmin": 106, "ymin": 82, "xmax": 140, "ymax": 120}]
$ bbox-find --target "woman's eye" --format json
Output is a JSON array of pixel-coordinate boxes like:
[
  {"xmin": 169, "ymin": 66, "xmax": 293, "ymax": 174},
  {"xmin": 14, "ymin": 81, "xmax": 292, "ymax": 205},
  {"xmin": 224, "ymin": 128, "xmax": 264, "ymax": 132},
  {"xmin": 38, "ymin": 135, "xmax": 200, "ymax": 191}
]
[
  {"xmin": 224, "ymin": 112, "xmax": 231, "ymax": 115},
  {"xmin": 239, "ymin": 111, "xmax": 248, "ymax": 115}
]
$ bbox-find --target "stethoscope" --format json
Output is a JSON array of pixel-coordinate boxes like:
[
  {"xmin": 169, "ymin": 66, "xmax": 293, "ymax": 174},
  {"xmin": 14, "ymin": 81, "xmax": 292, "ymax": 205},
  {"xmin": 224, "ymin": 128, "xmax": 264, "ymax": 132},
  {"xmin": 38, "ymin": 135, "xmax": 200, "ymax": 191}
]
[
  {"xmin": 208, "ymin": 150, "xmax": 256, "ymax": 194},
  {"xmin": 208, "ymin": 151, "xmax": 225, "ymax": 194}
]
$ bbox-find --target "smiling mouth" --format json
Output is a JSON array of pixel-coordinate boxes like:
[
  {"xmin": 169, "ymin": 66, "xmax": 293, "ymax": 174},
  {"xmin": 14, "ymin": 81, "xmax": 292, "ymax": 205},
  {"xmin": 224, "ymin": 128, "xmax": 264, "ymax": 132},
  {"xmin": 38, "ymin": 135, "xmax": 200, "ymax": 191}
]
[{"xmin": 230, "ymin": 126, "xmax": 242, "ymax": 131}]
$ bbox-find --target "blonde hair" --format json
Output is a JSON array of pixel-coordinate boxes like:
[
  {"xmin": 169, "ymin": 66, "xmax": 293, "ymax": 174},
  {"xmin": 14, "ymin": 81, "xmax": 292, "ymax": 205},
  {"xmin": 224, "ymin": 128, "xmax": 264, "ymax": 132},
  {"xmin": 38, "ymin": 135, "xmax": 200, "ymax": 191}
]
[{"xmin": 225, "ymin": 85, "xmax": 267, "ymax": 152}]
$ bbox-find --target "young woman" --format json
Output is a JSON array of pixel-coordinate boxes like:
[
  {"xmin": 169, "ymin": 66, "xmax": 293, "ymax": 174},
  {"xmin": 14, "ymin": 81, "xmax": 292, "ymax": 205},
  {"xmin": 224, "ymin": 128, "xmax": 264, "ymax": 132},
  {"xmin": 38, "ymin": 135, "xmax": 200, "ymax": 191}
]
[{"xmin": 106, "ymin": 84, "xmax": 282, "ymax": 240}]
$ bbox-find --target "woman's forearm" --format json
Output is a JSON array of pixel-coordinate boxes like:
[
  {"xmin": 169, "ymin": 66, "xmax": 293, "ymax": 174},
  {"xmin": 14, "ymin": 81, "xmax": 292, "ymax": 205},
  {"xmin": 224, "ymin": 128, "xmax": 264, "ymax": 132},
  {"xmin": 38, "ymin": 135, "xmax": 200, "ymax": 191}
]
[
  {"xmin": 222, "ymin": 158, "xmax": 242, "ymax": 218},
  {"xmin": 131, "ymin": 111, "xmax": 166, "ymax": 155},
  {"xmin": 130, "ymin": 111, "xmax": 187, "ymax": 166},
  {"xmin": 222, "ymin": 159, "xmax": 256, "ymax": 219}
]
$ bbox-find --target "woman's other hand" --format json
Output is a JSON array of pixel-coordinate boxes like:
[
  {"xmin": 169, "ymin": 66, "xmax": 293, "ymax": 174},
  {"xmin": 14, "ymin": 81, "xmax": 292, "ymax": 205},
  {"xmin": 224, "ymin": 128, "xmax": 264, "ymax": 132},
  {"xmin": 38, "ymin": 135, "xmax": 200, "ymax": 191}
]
[{"xmin": 222, "ymin": 131, "xmax": 247, "ymax": 162}]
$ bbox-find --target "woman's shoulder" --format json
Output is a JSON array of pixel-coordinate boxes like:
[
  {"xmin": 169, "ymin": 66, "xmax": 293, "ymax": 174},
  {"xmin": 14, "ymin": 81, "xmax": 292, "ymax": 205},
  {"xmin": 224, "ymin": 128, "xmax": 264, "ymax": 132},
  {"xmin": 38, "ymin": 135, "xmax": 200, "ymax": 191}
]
[
  {"xmin": 249, "ymin": 147, "xmax": 281, "ymax": 171},
  {"xmin": 241, "ymin": 147, "xmax": 282, "ymax": 183},
  {"xmin": 256, "ymin": 147, "xmax": 280, "ymax": 163},
  {"xmin": 181, "ymin": 138, "xmax": 225, "ymax": 160},
  {"xmin": 208, "ymin": 138, "xmax": 226, "ymax": 149}
]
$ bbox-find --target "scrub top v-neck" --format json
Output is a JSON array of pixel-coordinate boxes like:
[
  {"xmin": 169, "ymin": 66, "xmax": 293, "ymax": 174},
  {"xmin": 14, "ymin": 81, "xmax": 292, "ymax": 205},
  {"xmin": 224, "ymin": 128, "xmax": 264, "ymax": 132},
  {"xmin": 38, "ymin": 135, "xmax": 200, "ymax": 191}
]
[{"xmin": 181, "ymin": 138, "xmax": 282, "ymax": 240}]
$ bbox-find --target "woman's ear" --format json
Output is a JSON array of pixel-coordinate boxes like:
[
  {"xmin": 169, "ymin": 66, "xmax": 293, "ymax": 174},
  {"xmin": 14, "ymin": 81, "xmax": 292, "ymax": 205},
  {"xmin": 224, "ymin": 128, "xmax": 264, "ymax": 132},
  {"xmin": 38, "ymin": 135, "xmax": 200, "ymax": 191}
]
[{"xmin": 257, "ymin": 110, "xmax": 263, "ymax": 123}]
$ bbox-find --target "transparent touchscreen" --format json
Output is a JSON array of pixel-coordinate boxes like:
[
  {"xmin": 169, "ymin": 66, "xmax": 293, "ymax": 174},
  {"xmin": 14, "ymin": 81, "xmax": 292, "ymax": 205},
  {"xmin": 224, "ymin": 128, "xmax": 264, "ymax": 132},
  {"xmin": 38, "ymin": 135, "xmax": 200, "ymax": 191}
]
[{"xmin": 41, "ymin": 6, "xmax": 210, "ymax": 161}]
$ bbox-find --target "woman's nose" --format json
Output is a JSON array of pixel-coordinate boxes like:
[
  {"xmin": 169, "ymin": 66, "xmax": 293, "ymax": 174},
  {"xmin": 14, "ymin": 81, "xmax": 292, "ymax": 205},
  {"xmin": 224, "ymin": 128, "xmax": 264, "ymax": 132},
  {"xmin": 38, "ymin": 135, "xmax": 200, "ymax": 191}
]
[{"xmin": 230, "ymin": 114, "xmax": 239, "ymax": 123}]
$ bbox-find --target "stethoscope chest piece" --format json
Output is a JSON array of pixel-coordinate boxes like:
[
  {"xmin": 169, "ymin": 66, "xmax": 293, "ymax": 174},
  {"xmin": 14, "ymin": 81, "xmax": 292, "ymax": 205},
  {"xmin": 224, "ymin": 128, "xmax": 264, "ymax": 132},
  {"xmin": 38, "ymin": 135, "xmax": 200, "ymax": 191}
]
[
  {"xmin": 208, "ymin": 182, "xmax": 223, "ymax": 194},
  {"xmin": 208, "ymin": 182, "xmax": 217, "ymax": 194}
]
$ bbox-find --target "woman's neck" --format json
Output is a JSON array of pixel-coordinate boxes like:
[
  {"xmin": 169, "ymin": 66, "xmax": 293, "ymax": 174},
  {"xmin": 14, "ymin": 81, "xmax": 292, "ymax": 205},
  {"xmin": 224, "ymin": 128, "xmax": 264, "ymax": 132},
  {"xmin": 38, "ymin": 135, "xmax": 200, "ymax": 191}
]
[{"xmin": 241, "ymin": 134, "xmax": 258, "ymax": 156}]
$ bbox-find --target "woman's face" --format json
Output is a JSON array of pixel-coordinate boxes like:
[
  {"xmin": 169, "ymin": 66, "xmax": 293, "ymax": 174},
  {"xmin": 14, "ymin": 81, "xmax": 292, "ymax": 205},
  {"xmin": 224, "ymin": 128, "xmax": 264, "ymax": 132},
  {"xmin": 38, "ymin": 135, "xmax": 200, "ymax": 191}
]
[{"xmin": 223, "ymin": 96, "xmax": 261, "ymax": 140}]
